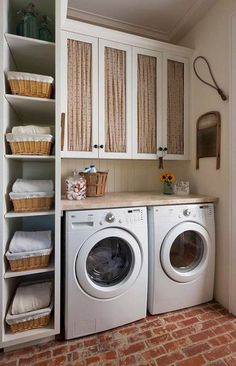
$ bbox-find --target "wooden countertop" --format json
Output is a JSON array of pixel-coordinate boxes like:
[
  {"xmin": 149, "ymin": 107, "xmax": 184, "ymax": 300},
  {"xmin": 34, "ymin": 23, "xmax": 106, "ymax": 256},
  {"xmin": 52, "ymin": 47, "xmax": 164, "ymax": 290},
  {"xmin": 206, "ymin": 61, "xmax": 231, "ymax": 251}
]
[{"xmin": 61, "ymin": 192, "xmax": 218, "ymax": 211}]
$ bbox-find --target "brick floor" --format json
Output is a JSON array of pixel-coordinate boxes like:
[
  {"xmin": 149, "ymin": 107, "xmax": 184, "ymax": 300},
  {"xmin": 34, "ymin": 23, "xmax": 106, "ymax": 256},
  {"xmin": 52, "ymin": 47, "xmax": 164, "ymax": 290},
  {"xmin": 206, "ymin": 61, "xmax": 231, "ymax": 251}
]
[{"xmin": 1, "ymin": 301, "xmax": 236, "ymax": 366}]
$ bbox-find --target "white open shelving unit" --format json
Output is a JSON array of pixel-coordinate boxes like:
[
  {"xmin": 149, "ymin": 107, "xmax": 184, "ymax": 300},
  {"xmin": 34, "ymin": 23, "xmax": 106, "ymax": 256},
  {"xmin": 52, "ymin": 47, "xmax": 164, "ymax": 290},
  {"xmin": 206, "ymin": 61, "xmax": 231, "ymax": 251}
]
[{"xmin": 0, "ymin": 0, "xmax": 61, "ymax": 349}]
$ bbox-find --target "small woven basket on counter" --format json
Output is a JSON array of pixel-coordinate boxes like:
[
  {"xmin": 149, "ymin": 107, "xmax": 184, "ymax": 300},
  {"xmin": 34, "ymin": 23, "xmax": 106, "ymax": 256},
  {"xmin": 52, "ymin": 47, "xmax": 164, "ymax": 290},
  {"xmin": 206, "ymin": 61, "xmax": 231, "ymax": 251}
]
[{"xmin": 80, "ymin": 172, "xmax": 108, "ymax": 197}]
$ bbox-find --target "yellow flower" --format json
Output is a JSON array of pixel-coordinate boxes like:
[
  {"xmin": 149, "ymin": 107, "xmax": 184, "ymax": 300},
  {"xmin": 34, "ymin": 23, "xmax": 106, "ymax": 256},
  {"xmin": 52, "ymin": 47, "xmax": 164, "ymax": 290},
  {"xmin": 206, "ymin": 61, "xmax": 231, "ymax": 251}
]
[
  {"xmin": 160, "ymin": 173, "xmax": 167, "ymax": 182},
  {"xmin": 166, "ymin": 173, "xmax": 176, "ymax": 183},
  {"xmin": 160, "ymin": 172, "xmax": 176, "ymax": 183}
]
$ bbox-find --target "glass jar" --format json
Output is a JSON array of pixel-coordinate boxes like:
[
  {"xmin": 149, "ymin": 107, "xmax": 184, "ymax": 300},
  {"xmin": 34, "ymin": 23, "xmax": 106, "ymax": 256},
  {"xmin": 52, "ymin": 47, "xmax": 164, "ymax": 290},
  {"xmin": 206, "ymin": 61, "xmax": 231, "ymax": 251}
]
[
  {"xmin": 39, "ymin": 16, "xmax": 53, "ymax": 42},
  {"xmin": 65, "ymin": 170, "xmax": 86, "ymax": 200},
  {"xmin": 16, "ymin": 3, "xmax": 39, "ymax": 39}
]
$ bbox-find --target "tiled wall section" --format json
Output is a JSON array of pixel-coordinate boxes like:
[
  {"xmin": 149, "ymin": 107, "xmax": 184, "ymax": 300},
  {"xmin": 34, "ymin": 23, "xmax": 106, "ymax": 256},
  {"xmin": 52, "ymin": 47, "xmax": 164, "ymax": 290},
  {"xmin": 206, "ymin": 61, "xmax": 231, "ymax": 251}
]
[{"xmin": 61, "ymin": 159, "xmax": 189, "ymax": 195}]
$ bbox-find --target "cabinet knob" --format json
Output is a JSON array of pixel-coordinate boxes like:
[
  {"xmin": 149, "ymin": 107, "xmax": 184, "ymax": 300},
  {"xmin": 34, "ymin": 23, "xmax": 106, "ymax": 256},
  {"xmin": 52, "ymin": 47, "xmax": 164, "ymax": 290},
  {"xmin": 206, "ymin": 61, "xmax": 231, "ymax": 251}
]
[
  {"xmin": 93, "ymin": 144, "xmax": 98, "ymax": 148},
  {"xmin": 100, "ymin": 144, "xmax": 104, "ymax": 149}
]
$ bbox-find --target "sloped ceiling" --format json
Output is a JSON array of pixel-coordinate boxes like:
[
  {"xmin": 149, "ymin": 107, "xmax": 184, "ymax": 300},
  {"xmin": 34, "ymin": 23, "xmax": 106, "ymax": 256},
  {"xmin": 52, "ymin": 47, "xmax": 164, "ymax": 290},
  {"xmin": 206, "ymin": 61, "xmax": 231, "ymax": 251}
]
[{"xmin": 67, "ymin": 0, "xmax": 217, "ymax": 43}]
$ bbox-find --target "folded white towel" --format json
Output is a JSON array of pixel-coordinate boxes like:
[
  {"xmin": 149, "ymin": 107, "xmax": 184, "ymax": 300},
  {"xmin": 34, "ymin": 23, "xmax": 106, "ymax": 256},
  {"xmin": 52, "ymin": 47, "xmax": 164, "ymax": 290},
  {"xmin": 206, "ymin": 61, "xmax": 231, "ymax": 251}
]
[
  {"xmin": 9, "ymin": 191, "xmax": 54, "ymax": 199},
  {"xmin": 7, "ymin": 71, "xmax": 54, "ymax": 84},
  {"xmin": 6, "ymin": 133, "xmax": 53, "ymax": 142},
  {"xmin": 9, "ymin": 231, "xmax": 52, "ymax": 253},
  {"xmin": 11, "ymin": 281, "xmax": 52, "ymax": 315},
  {"xmin": 12, "ymin": 125, "xmax": 52, "ymax": 135},
  {"xmin": 12, "ymin": 179, "xmax": 54, "ymax": 193}
]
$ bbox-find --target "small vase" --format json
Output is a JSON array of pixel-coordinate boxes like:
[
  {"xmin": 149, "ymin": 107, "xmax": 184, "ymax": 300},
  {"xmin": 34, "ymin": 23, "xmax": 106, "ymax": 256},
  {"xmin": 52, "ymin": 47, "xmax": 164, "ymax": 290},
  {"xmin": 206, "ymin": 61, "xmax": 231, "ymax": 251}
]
[{"xmin": 163, "ymin": 182, "xmax": 173, "ymax": 195}]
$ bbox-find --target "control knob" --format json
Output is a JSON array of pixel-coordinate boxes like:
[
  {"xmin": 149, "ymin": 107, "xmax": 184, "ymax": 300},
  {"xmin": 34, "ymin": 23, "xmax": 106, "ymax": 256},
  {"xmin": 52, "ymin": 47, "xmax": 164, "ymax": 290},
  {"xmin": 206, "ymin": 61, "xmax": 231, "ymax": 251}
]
[
  {"xmin": 105, "ymin": 212, "xmax": 115, "ymax": 223},
  {"xmin": 183, "ymin": 209, "xmax": 191, "ymax": 217}
]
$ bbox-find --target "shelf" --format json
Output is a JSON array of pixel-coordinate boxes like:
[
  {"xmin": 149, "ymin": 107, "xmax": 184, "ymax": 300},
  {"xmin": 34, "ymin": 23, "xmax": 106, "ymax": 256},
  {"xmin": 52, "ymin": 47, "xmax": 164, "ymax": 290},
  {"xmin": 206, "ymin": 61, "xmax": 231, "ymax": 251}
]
[
  {"xmin": 5, "ymin": 210, "xmax": 55, "ymax": 218},
  {"xmin": 4, "ymin": 262, "xmax": 54, "ymax": 279},
  {"xmin": 3, "ymin": 319, "xmax": 55, "ymax": 348},
  {"xmin": 5, "ymin": 155, "xmax": 55, "ymax": 162},
  {"xmin": 5, "ymin": 33, "xmax": 55, "ymax": 76},
  {"xmin": 5, "ymin": 94, "xmax": 55, "ymax": 122}
]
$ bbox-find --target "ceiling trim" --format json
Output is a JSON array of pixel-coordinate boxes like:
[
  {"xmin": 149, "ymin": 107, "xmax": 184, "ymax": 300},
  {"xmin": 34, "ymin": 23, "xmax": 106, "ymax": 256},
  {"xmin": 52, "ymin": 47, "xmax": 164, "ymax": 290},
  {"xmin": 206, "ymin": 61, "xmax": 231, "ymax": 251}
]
[
  {"xmin": 169, "ymin": 0, "xmax": 217, "ymax": 42},
  {"xmin": 67, "ymin": 0, "xmax": 217, "ymax": 43},
  {"xmin": 67, "ymin": 7, "xmax": 169, "ymax": 41}
]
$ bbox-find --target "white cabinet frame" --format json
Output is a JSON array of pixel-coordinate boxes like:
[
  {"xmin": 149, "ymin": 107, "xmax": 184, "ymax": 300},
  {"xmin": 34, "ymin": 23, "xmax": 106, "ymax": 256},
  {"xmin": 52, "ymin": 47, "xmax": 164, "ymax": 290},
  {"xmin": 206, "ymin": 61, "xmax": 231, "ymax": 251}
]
[
  {"xmin": 60, "ymin": 31, "xmax": 99, "ymax": 159},
  {"xmin": 163, "ymin": 53, "xmax": 190, "ymax": 160},
  {"xmin": 132, "ymin": 47, "xmax": 163, "ymax": 160},
  {"xmin": 99, "ymin": 39, "xmax": 132, "ymax": 159}
]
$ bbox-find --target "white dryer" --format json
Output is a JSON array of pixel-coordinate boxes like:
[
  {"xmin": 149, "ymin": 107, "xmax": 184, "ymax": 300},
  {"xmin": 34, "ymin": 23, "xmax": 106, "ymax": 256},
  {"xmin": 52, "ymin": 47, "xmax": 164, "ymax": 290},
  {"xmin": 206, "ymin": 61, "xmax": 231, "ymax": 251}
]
[
  {"xmin": 147, "ymin": 204, "xmax": 215, "ymax": 314},
  {"xmin": 65, "ymin": 207, "xmax": 148, "ymax": 339}
]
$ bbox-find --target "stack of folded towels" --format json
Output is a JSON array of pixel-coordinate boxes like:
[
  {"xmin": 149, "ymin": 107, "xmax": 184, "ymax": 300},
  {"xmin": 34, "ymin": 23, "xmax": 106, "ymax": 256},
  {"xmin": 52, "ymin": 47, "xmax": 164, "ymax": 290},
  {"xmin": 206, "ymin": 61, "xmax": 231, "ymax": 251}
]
[
  {"xmin": 11, "ymin": 125, "xmax": 53, "ymax": 135},
  {"xmin": 6, "ymin": 125, "xmax": 54, "ymax": 153},
  {"xmin": 9, "ymin": 179, "xmax": 54, "ymax": 201},
  {"xmin": 8, "ymin": 231, "xmax": 52, "ymax": 253},
  {"xmin": 6, "ymin": 230, "xmax": 53, "ymax": 270},
  {"xmin": 11, "ymin": 281, "xmax": 53, "ymax": 315}
]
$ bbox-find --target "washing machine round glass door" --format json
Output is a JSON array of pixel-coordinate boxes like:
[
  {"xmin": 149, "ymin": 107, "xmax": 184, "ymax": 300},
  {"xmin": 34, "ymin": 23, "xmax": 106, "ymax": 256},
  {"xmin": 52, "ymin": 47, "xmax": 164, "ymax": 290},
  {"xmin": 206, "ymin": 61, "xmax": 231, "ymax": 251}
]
[
  {"xmin": 75, "ymin": 227, "xmax": 142, "ymax": 299},
  {"xmin": 161, "ymin": 222, "xmax": 211, "ymax": 283}
]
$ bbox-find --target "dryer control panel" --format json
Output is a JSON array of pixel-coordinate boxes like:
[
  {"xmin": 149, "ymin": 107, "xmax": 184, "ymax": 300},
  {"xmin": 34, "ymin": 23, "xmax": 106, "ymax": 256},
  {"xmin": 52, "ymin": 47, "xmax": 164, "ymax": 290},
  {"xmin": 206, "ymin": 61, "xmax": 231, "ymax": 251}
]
[{"xmin": 152, "ymin": 204, "xmax": 214, "ymax": 226}]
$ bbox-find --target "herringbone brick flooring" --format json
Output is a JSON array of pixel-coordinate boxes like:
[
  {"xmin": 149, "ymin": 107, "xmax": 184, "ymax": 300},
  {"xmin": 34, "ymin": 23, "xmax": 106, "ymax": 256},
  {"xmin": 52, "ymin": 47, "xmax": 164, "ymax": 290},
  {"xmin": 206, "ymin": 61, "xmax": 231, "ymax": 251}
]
[{"xmin": 1, "ymin": 301, "xmax": 236, "ymax": 366}]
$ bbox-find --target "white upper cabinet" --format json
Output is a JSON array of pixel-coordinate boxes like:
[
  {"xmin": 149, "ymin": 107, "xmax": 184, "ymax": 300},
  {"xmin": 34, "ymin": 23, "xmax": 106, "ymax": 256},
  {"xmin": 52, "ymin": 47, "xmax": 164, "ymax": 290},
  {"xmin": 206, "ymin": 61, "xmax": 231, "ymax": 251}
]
[
  {"xmin": 60, "ymin": 21, "xmax": 192, "ymax": 160},
  {"xmin": 132, "ymin": 47, "xmax": 162, "ymax": 159},
  {"xmin": 61, "ymin": 34, "xmax": 132, "ymax": 159},
  {"xmin": 162, "ymin": 54, "xmax": 189, "ymax": 160},
  {"xmin": 99, "ymin": 39, "xmax": 132, "ymax": 159},
  {"xmin": 60, "ymin": 31, "xmax": 99, "ymax": 158}
]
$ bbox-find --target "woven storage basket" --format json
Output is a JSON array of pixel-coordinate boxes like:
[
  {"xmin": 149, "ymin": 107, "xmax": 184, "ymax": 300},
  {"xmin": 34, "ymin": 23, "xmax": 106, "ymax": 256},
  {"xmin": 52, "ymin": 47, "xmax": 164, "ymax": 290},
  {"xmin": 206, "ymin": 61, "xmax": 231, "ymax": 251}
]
[
  {"xmin": 12, "ymin": 197, "xmax": 53, "ymax": 212},
  {"xmin": 9, "ymin": 314, "xmax": 50, "ymax": 333},
  {"xmin": 80, "ymin": 172, "xmax": 108, "ymax": 197},
  {"xmin": 8, "ymin": 253, "xmax": 51, "ymax": 272},
  {"xmin": 6, "ymin": 289, "xmax": 53, "ymax": 333},
  {"xmin": 9, "ymin": 140, "xmax": 52, "ymax": 155},
  {"xmin": 6, "ymin": 72, "xmax": 54, "ymax": 99},
  {"xmin": 8, "ymin": 79, "xmax": 53, "ymax": 98}
]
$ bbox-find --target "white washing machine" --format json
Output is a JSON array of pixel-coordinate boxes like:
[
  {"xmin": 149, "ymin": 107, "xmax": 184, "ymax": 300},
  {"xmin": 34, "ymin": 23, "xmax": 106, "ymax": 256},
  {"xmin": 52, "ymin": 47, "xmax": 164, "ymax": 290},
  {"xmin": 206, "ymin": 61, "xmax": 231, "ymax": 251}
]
[
  {"xmin": 65, "ymin": 207, "xmax": 148, "ymax": 339},
  {"xmin": 148, "ymin": 204, "xmax": 215, "ymax": 314}
]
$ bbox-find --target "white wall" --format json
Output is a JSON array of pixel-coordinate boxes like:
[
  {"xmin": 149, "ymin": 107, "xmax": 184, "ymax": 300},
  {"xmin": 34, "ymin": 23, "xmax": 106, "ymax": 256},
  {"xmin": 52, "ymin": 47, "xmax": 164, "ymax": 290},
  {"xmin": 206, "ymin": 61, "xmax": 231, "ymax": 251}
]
[
  {"xmin": 61, "ymin": 159, "xmax": 189, "ymax": 194},
  {"xmin": 179, "ymin": 0, "xmax": 236, "ymax": 309},
  {"xmin": 61, "ymin": 0, "xmax": 236, "ymax": 310}
]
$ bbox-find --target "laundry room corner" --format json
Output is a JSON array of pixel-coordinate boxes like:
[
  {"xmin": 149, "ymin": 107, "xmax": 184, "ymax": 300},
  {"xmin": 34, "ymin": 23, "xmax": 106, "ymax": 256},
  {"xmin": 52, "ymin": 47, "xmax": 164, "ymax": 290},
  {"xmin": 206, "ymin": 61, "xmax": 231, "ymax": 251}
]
[{"xmin": 177, "ymin": 0, "xmax": 235, "ymax": 311}]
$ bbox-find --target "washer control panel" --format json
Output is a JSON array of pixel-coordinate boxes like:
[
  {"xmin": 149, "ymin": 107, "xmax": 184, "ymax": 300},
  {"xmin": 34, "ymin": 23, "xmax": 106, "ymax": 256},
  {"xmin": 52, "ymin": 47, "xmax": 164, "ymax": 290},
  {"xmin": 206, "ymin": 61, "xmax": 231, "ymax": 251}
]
[{"xmin": 99, "ymin": 208, "xmax": 144, "ymax": 226}]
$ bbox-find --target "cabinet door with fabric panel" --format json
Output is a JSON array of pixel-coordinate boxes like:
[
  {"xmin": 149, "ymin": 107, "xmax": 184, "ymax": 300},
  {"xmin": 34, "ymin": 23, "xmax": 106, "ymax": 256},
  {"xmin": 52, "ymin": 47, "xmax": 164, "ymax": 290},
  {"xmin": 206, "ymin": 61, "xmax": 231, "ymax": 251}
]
[
  {"xmin": 98, "ymin": 39, "xmax": 132, "ymax": 159},
  {"xmin": 132, "ymin": 47, "xmax": 162, "ymax": 159},
  {"xmin": 60, "ymin": 31, "xmax": 99, "ymax": 158},
  {"xmin": 162, "ymin": 54, "xmax": 189, "ymax": 160}
]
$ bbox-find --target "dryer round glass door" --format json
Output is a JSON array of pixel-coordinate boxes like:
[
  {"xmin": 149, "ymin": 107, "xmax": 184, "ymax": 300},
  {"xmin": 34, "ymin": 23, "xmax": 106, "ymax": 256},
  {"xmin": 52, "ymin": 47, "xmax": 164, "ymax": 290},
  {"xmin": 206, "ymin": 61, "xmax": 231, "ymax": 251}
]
[
  {"xmin": 75, "ymin": 228, "xmax": 142, "ymax": 299},
  {"xmin": 161, "ymin": 222, "xmax": 211, "ymax": 283}
]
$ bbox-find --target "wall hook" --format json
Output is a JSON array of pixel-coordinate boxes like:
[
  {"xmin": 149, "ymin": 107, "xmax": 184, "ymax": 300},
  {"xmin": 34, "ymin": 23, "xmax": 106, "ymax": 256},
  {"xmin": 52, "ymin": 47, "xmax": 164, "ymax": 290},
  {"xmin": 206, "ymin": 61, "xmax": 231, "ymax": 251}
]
[
  {"xmin": 193, "ymin": 56, "xmax": 227, "ymax": 101},
  {"xmin": 157, "ymin": 147, "xmax": 167, "ymax": 169}
]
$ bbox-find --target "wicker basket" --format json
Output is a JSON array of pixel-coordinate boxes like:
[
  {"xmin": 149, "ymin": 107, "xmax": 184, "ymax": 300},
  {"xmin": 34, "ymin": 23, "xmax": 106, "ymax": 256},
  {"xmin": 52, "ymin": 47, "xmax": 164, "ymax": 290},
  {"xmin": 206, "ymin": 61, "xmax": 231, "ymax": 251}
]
[
  {"xmin": 7, "ymin": 253, "xmax": 51, "ymax": 272},
  {"xmin": 80, "ymin": 172, "xmax": 108, "ymax": 197},
  {"xmin": 11, "ymin": 197, "xmax": 53, "ymax": 212},
  {"xmin": 8, "ymin": 79, "xmax": 53, "ymax": 98},
  {"xmin": 9, "ymin": 140, "xmax": 52, "ymax": 155},
  {"xmin": 6, "ymin": 286, "xmax": 53, "ymax": 333},
  {"xmin": 9, "ymin": 314, "xmax": 50, "ymax": 333},
  {"xmin": 6, "ymin": 72, "xmax": 54, "ymax": 99}
]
